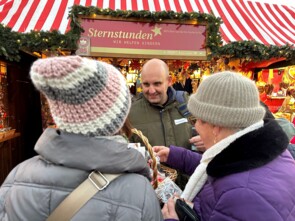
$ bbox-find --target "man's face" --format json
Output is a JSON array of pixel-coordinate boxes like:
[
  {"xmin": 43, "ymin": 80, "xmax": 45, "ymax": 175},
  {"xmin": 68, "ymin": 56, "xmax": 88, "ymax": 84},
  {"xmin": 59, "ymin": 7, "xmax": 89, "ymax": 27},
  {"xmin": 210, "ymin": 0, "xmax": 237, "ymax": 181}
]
[{"xmin": 141, "ymin": 66, "xmax": 172, "ymax": 105}]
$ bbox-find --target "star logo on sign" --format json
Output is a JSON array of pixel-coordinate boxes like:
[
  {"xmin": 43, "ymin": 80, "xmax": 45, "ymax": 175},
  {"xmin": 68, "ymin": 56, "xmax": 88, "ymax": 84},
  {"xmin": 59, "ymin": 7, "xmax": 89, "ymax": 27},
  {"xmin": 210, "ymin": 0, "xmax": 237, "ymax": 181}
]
[{"xmin": 151, "ymin": 25, "xmax": 162, "ymax": 36}]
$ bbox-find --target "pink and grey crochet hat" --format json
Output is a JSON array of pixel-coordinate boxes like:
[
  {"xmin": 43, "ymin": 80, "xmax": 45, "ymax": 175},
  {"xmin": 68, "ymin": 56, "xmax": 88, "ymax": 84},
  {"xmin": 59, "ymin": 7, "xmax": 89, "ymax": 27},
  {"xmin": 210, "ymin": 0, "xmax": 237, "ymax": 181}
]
[{"xmin": 30, "ymin": 56, "xmax": 131, "ymax": 137}]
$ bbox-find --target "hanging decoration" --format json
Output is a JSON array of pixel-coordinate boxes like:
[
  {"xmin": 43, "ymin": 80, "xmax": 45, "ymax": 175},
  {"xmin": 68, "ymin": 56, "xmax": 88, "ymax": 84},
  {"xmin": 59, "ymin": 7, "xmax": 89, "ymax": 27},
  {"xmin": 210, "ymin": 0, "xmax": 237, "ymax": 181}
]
[
  {"xmin": 172, "ymin": 60, "xmax": 183, "ymax": 69},
  {"xmin": 130, "ymin": 59, "xmax": 141, "ymax": 70},
  {"xmin": 183, "ymin": 62, "xmax": 190, "ymax": 70},
  {"xmin": 119, "ymin": 59, "xmax": 129, "ymax": 66},
  {"xmin": 188, "ymin": 63, "xmax": 200, "ymax": 71}
]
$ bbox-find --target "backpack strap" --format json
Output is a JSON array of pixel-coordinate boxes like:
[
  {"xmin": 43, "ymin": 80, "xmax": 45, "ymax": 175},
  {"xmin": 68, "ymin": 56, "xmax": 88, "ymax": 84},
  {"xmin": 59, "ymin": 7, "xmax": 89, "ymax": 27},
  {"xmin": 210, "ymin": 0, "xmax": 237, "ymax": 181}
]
[
  {"xmin": 47, "ymin": 171, "xmax": 121, "ymax": 221},
  {"xmin": 175, "ymin": 90, "xmax": 192, "ymax": 118}
]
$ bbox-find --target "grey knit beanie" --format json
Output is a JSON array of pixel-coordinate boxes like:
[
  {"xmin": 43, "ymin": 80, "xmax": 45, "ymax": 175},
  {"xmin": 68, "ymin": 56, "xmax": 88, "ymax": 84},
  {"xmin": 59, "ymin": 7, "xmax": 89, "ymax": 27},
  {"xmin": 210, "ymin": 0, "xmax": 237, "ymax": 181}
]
[{"xmin": 188, "ymin": 71, "xmax": 265, "ymax": 128}]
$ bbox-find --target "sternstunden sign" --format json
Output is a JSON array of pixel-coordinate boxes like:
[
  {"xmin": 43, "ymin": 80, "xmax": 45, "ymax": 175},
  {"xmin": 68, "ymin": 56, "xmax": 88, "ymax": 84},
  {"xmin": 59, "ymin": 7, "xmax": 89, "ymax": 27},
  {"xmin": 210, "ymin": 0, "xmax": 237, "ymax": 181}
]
[{"xmin": 77, "ymin": 16, "xmax": 207, "ymax": 60}]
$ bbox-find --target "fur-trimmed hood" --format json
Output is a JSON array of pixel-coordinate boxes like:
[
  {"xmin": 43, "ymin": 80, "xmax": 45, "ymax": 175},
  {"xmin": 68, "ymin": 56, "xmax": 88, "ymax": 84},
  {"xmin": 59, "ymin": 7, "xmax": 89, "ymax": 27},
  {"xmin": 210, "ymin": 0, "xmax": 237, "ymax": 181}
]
[{"xmin": 207, "ymin": 118, "xmax": 289, "ymax": 178}]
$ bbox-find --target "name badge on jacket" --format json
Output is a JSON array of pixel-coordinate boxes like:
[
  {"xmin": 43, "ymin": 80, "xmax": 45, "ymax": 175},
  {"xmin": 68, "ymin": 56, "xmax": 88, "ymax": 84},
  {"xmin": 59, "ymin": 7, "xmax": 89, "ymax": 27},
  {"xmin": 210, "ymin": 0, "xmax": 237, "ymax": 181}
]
[{"xmin": 174, "ymin": 118, "xmax": 188, "ymax": 125}]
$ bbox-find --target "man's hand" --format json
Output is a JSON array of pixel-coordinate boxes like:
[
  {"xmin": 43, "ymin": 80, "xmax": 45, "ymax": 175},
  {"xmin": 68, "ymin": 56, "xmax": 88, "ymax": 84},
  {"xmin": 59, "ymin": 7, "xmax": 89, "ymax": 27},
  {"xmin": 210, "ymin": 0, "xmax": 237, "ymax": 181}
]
[{"xmin": 189, "ymin": 135, "xmax": 206, "ymax": 153}]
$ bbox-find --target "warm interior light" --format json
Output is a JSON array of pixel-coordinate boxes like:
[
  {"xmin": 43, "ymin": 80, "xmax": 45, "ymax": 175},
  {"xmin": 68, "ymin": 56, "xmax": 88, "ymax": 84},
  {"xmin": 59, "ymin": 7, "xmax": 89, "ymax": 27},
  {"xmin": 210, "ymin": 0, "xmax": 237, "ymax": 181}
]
[
  {"xmin": 33, "ymin": 52, "xmax": 42, "ymax": 57},
  {"xmin": 0, "ymin": 62, "xmax": 6, "ymax": 74},
  {"xmin": 190, "ymin": 69, "xmax": 200, "ymax": 79},
  {"xmin": 126, "ymin": 71, "xmax": 138, "ymax": 85}
]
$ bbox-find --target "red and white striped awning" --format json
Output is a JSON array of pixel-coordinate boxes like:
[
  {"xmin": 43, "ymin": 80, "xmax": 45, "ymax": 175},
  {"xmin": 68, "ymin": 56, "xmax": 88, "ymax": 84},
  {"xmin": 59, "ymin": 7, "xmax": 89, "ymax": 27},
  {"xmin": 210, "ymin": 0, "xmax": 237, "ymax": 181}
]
[{"xmin": 0, "ymin": 0, "xmax": 294, "ymax": 46}]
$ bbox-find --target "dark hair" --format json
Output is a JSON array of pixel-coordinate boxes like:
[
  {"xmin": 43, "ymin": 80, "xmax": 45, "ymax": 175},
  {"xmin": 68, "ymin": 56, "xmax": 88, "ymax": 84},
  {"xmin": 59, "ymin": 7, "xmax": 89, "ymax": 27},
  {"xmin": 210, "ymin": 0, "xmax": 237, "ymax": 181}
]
[
  {"xmin": 286, "ymin": 87, "xmax": 295, "ymax": 97},
  {"xmin": 264, "ymin": 84, "xmax": 274, "ymax": 95},
  {"xmin": 279, "ymin": 82, "xmax": 289, "ymax": 89}
]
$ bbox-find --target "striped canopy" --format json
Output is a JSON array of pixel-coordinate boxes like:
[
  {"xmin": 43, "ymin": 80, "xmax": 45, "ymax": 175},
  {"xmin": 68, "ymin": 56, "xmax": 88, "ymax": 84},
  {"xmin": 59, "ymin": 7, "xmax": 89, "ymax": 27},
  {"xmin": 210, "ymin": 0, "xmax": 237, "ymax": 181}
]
[{"xmin": 0, "ymin": 0, "xmax": 294, "ymax": 46}]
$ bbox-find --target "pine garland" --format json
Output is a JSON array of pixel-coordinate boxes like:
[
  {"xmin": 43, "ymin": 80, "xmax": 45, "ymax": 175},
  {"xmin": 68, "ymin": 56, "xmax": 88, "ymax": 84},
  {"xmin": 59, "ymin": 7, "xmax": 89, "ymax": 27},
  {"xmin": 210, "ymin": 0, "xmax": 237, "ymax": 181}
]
[{"xmin": 0, "ymin": 5, "xmax": 294, "ymax": 63}]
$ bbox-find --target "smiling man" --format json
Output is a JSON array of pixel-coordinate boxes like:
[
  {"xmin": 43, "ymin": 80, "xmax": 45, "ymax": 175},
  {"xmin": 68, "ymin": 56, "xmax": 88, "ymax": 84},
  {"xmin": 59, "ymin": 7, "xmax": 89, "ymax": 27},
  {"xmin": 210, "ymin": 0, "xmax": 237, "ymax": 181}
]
[
  {"xmin": 128, "ymin": 58, "xmax": 193, "ymax": 188},
  {"xmin": 141, "ymin": 59, "xmax": 171, "ymax": 105}
]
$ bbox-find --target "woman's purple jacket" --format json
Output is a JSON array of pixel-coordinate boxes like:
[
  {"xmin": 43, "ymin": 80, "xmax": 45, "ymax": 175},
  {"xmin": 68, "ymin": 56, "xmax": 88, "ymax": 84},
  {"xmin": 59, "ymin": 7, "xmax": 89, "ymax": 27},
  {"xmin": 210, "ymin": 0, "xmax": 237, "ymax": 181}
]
[{"xmin": 165, "ymin": 119, "xmax": 295, "ymax": 221}]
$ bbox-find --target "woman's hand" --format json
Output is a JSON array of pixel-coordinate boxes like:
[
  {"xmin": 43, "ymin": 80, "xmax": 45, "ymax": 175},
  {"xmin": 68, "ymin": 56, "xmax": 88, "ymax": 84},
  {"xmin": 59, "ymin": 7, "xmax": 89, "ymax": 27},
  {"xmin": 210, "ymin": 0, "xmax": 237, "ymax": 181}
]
[
  {"xmin": 189, "ymin": 135, "xmax": 206, "ymax": 153},
  {"xmin": 162, "ymin": 197, "xmax": 179, "ymax": 220},
  {"xmin": 152, "ymin": 146, "xmax": 170, "ymax": 163}
]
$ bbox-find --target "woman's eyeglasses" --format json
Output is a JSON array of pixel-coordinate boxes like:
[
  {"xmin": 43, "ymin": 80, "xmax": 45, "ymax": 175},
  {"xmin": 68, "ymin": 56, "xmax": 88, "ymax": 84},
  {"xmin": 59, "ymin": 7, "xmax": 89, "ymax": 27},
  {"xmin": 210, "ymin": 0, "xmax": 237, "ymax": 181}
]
[{"xmin": 188, "ymin": 117, "xmax": 197, "ymax": 125}]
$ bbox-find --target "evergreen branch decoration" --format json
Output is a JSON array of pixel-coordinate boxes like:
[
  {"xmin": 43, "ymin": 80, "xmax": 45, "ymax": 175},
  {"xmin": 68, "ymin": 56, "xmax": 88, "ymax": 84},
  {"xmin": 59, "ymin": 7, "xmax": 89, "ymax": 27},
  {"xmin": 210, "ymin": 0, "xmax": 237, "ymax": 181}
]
[
  {"xmin": 0, "ymin": 25, "xmax": 22, "ymax": 62},
  {"xmin": 210, "ymin": 41, "xmax": 295, "ymax": 61},
  {"xmin": 0, "ymin": 4, "xmax": 294, "ymax": 63}
]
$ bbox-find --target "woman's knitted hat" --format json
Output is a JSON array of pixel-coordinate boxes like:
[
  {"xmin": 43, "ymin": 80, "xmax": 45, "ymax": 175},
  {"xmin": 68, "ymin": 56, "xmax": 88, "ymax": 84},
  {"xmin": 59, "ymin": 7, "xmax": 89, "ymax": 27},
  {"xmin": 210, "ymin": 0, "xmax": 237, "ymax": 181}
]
[
  {"xmin": 30, "ymin": 56, "xmax": 131, "ymax": 136},
  {"xmin": 188, "ymin": 71, "xmax": 265, "ymax": 128}
]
